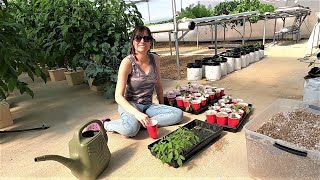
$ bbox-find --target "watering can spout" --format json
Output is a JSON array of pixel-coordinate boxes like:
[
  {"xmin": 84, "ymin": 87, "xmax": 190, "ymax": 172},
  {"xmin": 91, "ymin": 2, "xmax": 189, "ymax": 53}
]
[{"xmin": 35, "ymin": 155, "xmax": 78, "ymax": 172}]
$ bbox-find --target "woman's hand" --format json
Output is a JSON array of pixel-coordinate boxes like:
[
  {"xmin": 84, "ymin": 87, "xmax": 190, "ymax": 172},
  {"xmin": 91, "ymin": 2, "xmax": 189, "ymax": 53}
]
[{"xmin": 135, "ymin": 112, "xmax": 151, "ymax": 128}]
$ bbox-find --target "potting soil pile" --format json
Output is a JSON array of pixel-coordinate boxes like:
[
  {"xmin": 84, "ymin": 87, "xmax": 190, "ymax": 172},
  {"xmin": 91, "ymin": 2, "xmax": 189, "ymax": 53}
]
[{"xmin": 256, "ymin": 109, "xmax": 320, "ymax": 150}]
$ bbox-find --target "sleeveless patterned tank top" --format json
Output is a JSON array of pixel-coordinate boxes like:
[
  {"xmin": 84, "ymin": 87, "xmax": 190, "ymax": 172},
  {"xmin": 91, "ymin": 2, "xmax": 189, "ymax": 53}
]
[{"xmin": 125, "ymin": 53, "xmax": 157, "ymax": 104}]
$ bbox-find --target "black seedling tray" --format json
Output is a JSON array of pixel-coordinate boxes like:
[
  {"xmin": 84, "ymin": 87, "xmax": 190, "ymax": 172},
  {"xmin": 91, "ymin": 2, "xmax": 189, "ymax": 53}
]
[
  {"xmin": 206, "ymin": 104, "xmax": 253, "ymax": 133},
  {"xmin": 148, "ymin": 119, "xmax": 223, "ymax": 168},
  {"xmin": 165, "ymin": 96, "xmax": 223, "ymax": 115}
]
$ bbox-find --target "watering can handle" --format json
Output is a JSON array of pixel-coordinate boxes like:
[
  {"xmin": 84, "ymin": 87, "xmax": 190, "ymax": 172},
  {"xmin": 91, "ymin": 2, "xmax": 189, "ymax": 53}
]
[{"xmin": 75, "ymin": 119, "xmax": 108, "ymax": 143}]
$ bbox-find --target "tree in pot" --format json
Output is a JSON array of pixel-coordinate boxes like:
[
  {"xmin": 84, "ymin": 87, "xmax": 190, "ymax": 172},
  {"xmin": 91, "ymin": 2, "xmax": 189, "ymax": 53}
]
[{"xmin": 0, "ymin": 0, "xmax": 46, "ymax": 128}]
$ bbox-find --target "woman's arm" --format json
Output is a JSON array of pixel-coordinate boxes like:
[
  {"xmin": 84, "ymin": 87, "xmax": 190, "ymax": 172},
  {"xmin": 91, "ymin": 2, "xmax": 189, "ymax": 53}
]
[
  {"xmin": 115, "ymin": 57, "xmax": 151, "ymax": 127},
  {"xmin": 153, "ymin": 54, "xmax": 164, "ymax": 104}
]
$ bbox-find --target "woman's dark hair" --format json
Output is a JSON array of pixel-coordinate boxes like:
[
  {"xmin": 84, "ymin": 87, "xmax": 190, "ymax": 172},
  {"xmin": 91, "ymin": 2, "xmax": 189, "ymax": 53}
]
[{"xmin": 129, "ymin": 26, "xmax": 153, "ymax": 55}]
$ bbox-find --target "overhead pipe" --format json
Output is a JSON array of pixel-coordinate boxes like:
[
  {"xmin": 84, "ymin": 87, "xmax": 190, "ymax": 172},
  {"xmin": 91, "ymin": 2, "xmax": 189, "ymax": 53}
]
[{"xmin": 148, "ymin": 21, "xmax": 195, "ymax": 33}]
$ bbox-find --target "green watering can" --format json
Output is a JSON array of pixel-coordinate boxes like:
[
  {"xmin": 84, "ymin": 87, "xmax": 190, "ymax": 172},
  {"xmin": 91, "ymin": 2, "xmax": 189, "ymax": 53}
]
[{"xmin": 35, "ymin": 120, "xmax": 111, "ymax": 180}]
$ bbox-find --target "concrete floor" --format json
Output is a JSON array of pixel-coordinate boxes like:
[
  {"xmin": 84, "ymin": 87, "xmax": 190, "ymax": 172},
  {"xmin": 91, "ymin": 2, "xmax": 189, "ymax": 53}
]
[{"xmin": 0, "ymin": 40, "xmax": 315, "ymax": 179}]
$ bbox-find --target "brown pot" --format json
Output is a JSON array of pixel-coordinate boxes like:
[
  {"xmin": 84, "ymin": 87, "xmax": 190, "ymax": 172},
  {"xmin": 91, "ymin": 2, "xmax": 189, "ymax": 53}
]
[
  {"xmin": 48, "ymin": 68, "xmax": 66, "ymax": 82},
  {"xmin": 41, "ymin": 66, "xmax": 50, "ymax": 77},
  {"xmin": 0, "ymin": 101, "xmax": 13, "ymax": 129},
  {"xmin": 88, "ymin": 78, "xmax": 103, "ymax": 91},
  {"xmin": 64, "ymin": 69, "xmax": 84, "ymax": 86}
]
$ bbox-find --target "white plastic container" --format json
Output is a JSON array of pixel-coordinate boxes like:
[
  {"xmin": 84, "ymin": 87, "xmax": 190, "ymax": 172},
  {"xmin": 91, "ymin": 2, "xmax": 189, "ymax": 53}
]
[
  {"xmin": 244, "ymin": 99, "xmax": 320, "ymax": 179},
  {"xmin": 205, "ymin": 64, "xmax": 221, "ymax": 81},
  {"xmin": 259, "ymin": 49, "xmax": 264, "ymax": 59},
  {"xmin": 254, "ymin": 51, "xmax": 259, "ymax": 62},
  {"xmin": 226, "ymin": 57, "xmax": 235, "ymax": 73},
  {"xmin": 234, "ymin": 58, "xmax": 242, "ymax": 70},
  {"xmin": 249, "ymin": 52, "xmax": 255, "ymax": 64},
  {"xmin": 187, "ymin": 67, "xmax": 202, "ymax": 81},
  {"xmin": 245, "ymin": 54, "xmax": 250, "ymax": 66},
  {"xmin": 241, "ymin": 56, "xmax": 247, "ymax": 68},
  {"xmin": 220, "ymin": 62, "xmax": 227, "ymax": 76}
]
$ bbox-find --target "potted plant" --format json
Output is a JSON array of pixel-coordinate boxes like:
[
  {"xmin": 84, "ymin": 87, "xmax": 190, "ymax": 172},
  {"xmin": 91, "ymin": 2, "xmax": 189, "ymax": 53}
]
[
  {"xmin": 175, "ymin": 96, "xmax": 184, "ymax": 107},
  {"xmin": 190, "ymin": 99, "xmax": 201, "ymax": 111},
  {"xmin": 150, "ymin": 127, "xmax": 200, "ymax": 167},
  {"xmin": 0, "ymin": 99, "xmax": 13, "ymax": 129},
  {"xmin": 216, "ymin": 112, "xmax": 228, "ymax": 126},
  {"xmin": 228, "ymin": 113, "xmax": 241, "ymax": 127},
  {"xmin": 255, "ymin": 42, "xmax": 265, "ymax": 59},
  {"xmin": 206, "ymin": 108, "xmax": 217, "ymax": 124},
  {"xmin": 232, "ymin": 104, "xmax": 244, "ymax": 118},
  {"xmin": 0, "ymin": 1, "xmax": 47, "ymax": 128}
]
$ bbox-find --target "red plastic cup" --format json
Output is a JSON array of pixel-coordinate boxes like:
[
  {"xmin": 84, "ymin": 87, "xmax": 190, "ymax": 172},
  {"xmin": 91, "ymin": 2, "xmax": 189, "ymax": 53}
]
[
  {"xmin": 216, "ymin": 112, "xmax": 228, "ymax": 125},
  {"xmin": 176, "ymin": 97, "xmax": 183, "ymax": 107},
  {"xmin": 220, "ymin": 88, "xmax": 225, "ymax": 96},
  {"xmin": 191, "ymin": 100, "xmax": 201, "ymax": 111},
  {"xmin": 228, "ymin": 113, "xmax": 241, "ymax": 127},
  {"xmin": 200, "ymin": 99, "xmax": 207, "ymax": 106},
  {"xmin": 146, "ymin": 120, "xmax": 158, "ymax": 139}
]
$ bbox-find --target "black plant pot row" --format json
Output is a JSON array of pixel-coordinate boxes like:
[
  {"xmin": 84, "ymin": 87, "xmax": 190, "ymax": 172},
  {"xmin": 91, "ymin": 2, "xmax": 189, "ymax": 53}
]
[{"xmin": 188, "ymin": 44, "xmax": 264, "ymax": 67}]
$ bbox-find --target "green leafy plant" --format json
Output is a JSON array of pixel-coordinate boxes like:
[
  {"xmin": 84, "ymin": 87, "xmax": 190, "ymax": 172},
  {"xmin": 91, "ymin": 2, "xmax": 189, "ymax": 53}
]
[
  {"xmin": 179, "ymin": 2, "xmax": 214, "ymax": 19},
  {"xmin": 13, "ymin": 0, "xmax": 143, "ymax": 98},
  {"xmin": 0, "ymin": 0, "xmax": 46, "ymax": 100},
  {"xmin": 150, "ymin": 127, "xmax": 200, "ymax": 167}
]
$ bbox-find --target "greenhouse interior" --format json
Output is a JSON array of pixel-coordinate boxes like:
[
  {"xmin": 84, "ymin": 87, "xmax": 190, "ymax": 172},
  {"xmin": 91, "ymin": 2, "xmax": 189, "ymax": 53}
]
[{"xmin": 1, "ymin": 0, "xmax": 320, "ymax": 179}]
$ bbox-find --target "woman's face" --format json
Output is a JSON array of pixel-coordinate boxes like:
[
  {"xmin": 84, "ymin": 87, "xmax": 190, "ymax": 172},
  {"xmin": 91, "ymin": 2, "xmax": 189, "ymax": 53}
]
[{"xmin": 133, "ymin": 30, "xmax": 152, "ymax": 54}]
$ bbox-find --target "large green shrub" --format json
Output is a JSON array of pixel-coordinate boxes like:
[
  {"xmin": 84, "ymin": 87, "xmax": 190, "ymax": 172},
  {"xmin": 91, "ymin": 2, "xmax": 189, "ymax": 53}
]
[
  {"xmin": 13, "ymin": 0, "xmax": 143, "ymax": 98},
  {"xmin": 0, "ymin": 0, "xmax": 46, "ymax": 100}
]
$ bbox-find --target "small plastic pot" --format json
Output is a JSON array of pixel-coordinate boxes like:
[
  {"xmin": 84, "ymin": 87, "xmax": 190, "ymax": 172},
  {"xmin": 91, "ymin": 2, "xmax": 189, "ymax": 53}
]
[
  {"xmin": 206, "ymin": 110, "xmax": 217, "ymax": 124},
  {"xmin": 183, "ymin": 97, "xmax": 191, "ymax": 109},
  {"xmin": 216, "ymin": 112, "xmax": 228, "ymax": 126},
  {"xmin": 175, "ymin": 96, "xmax": 184, "ymax": 107},
  {"xmin": 200, "ymin": 97, "xmax": 207, "ymax": 107},
  {"xmin": 208, "ymin": 92, "xmax": 216, "ymax": 100},
  {"xmin": 228, "ymin": 113, "xmax": 241, "ymax": 127},
  {"xmin": 191, "ymin": 100, "xmax": 201, "ymax": 111}
]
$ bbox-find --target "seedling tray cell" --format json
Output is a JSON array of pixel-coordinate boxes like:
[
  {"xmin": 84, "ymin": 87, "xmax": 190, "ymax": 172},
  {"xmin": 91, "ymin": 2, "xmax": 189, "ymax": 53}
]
[
  {"xmin": 148, "ymin": 119, "xmax": 223, "ymax": 168},
  {"xmin": 206, "ymin": 104, "xmax": 253, "ymax": 133}
]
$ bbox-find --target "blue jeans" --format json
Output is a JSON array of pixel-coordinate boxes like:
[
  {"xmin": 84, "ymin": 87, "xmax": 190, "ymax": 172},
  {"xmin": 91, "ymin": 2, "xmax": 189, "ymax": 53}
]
[{"xmin": 105, "ymin": 102, "xmax": 183, "ymax": 137}]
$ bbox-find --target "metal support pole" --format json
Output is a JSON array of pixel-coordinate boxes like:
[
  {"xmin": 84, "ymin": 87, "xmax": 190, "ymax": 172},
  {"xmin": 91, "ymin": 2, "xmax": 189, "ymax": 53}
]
[
  {"xmin": 224, "ymin": 23, "xmax": 226, "ymax": 41},
  {"xmin": 282, "ymin": 17, "xmax": 286, "ymax": 39},
  {"xmin": 263, "ymin": 16, "xmax": 267, "ymax": 45},
  {"xmin": 196, "ymin": 26, "xmax": 199, "ymax": 49},
  {"xmin": 147, "ymin": 1, "xmax": 151, "ymax": 23},
  {"xmin": 273, "ymin": 15, "xmax": 277, "ymax": 45},
  {"xmin": 215, "ymin": 23, "xmax": 218, "ymax": 55},
  {"xmin": 211, "ymin": 24, "xmax": 213, "ymax": 44},
  {"xmin": 172, "ymin": 0, "xmax": 180, "ymax": 79},
  {"xmin": 242, "ymin": 18, "xmax": 245, "ymax": 45},
  {"xmin": 169, "ymin": 32, "xmax": 172, "ymax": 56}
]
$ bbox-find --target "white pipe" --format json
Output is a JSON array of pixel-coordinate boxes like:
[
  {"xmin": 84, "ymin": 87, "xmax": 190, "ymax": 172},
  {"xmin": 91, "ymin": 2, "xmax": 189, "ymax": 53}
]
[{"xmin": 148, "ymin": 21, "xmax": 195, "ymax": 33}]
